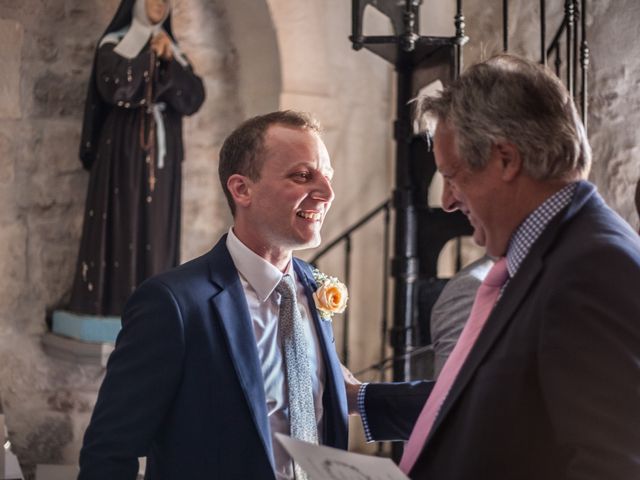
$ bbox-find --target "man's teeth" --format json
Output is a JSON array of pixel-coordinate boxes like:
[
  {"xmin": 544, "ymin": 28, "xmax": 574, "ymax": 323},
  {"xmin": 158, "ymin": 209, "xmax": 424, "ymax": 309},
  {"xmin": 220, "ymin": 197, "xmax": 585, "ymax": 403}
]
[{"xmin": 297, "ymin": 211, "xmax": 321, "ymax": 220}]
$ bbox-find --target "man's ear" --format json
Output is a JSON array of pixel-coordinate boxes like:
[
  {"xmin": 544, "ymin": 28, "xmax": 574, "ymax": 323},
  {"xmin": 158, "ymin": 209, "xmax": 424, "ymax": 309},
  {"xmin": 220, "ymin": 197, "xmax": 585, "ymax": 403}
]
[
  {"xmin": 227, "ymin": 174, "xmax": 252, "ymax": 209},
  {"xmin": 493, "ymin": 142, "xmax": 522, "ymax": 182}
]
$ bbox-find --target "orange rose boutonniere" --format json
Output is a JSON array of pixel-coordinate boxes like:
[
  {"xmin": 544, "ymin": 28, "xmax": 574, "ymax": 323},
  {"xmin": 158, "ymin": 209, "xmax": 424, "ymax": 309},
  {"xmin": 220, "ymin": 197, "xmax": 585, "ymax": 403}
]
[{"xmin": 312, "ymin": 269, "xmax": 349, "ymax": 321}]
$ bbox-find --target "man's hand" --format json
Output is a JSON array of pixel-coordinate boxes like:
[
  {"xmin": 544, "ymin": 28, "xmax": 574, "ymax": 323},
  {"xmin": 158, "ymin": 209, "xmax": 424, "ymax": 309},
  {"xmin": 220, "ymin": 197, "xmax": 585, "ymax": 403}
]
[
  {"xmin": 341, "ymin": 363, "xmax": 362, "ymax": 415},
  {"xmin": 150, "ymin": 31, "xmax": 173, "ymax": 60}
]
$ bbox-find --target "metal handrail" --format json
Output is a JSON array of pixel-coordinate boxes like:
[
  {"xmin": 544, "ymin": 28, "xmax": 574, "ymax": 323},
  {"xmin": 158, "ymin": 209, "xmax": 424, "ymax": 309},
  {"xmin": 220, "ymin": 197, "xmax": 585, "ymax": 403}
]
[
  {"xmin": 540, "ymin": 0, "xmax": 588, "ymax": 130},
  {"xmin": 310, "ymin": 199, "xmax": 392, "ymax": 368},
  {"xmin": 310, "ymin": 199, "xmax": 392, "ymax": 264},
  {"xmin": 546, "ymin": 17, "xmax": 567, "ymax": 59}
]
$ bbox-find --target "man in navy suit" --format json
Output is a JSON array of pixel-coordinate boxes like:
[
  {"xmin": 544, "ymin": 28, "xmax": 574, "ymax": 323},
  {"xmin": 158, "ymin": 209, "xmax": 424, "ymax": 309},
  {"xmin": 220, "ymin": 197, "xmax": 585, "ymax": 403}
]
[
  {"xmin": 349, "ymin": 54, "xmax": 640, "ymax": 479},
  {"xmin": 79, "ymin": 111, "xmax": 348, "ymax": 479}
]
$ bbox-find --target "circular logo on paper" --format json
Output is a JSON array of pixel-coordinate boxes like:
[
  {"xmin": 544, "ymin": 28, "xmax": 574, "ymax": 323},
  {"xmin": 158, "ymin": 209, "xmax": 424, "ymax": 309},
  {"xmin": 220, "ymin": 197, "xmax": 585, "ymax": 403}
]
[{"xmin": 322, "ymin": 459, "xmax": 371, "ymax": 480}]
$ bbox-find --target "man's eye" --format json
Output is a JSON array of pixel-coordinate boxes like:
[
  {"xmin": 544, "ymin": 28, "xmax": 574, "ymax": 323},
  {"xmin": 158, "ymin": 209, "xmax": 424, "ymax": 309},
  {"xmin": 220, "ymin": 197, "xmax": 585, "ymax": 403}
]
[{"xmin": 293, "ymin": 172, "xmax": 311, "ymax": 181}]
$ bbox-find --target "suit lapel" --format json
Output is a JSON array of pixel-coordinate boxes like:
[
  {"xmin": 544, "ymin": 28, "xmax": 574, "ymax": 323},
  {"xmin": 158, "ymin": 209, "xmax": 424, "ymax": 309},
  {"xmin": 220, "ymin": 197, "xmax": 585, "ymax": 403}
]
[
  {"xmin": 293, "ymin": 259, "xmax": 348, "ymax": 448},
  {"xmin": 426, "ymin": 254, "xmax": 545, "ymax": 442},
  {"xmin": 207, "ymin": 238, "xmax": 274, "ymax": 467},
  {"xmin": 426, "ymin": 181, "xmax": 598, "ymax": 444}
]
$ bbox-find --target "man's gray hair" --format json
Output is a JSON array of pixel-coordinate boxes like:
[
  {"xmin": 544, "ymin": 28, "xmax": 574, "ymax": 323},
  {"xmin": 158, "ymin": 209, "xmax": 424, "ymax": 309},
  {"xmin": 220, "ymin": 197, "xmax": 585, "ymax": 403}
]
[{"xmin": 417, "ymin": 54, "xmax": 591, "ymax": 180}]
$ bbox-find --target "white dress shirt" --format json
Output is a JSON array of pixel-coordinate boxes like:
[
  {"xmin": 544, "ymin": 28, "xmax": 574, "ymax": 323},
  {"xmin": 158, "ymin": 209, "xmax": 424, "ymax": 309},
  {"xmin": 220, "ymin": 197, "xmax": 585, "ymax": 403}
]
[{"xmin": 226, "ymin": 228, "xmax": 325, "ymax": 480}]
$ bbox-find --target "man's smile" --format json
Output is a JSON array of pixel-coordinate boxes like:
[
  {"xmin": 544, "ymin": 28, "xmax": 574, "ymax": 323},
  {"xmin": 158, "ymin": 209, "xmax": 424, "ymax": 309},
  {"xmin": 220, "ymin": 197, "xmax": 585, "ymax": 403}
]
[{"xmin": 296, "ymin": 210, "xmax": 322, "ymax": 221}]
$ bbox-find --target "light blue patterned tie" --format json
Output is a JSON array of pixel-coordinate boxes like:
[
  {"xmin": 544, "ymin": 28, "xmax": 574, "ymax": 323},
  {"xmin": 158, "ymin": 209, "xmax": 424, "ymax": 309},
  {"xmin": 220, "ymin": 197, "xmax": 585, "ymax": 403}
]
[{"xmin": 276, "ymin": 275, "xmax": 318, "ymax": 480}]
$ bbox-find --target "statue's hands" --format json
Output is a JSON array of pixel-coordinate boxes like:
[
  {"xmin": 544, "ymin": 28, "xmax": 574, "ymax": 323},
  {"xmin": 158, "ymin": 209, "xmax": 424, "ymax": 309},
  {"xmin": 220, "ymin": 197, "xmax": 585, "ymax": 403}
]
[
  {"xmin": 341, "ymin": 363, "xmax": 362, "ymax": 415},
  {"xmin": 151, "ymin": 31, "xmax": 173, "ymax": 60}
]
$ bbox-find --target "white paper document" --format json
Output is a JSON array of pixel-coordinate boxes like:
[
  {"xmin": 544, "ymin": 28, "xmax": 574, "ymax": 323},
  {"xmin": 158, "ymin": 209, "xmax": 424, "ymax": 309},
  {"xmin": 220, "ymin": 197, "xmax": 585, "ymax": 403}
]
[{"xmin": 276, "ymin": 433, "xmax": 409, "ymax": 480}]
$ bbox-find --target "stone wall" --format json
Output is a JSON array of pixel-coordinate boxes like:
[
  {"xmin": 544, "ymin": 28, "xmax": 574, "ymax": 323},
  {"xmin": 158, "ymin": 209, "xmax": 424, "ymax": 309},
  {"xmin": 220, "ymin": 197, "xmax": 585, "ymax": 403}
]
[
  {"xmin": 0, "ymin": 0, "xmax": 241, "ymax": 476},
  {"xmin": 586, "ymin": 0, "xmax": 640, "ymax": 226},
  {"xmin": 458, "ymin": 0, "xmax": 640, "ymax": 230}
]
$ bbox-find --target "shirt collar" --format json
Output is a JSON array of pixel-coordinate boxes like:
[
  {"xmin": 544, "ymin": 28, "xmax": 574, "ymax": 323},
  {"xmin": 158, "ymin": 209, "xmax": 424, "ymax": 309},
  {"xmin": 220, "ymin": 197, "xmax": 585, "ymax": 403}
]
[
  {"xmin": 226, "ymin": 227, "xmax": 294, "ymax": 302},
  {"xmin": 506, "ymin": 182, "xmax": 577, "ymax": 277}
]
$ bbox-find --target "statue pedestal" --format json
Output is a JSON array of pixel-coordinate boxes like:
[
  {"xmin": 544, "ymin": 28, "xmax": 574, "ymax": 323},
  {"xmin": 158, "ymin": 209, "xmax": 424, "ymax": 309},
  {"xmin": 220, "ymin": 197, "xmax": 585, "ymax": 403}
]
[
  {"xmin": 51, "ymin": 311, "xmax": 120, "ymax": 343},
  {"xmin": 41, "ymin": 310, "xmax": 120, "ymax": 367},
  {"xmin": 41, "ymin": 333, "xmax": 114, "ymax": 367}
]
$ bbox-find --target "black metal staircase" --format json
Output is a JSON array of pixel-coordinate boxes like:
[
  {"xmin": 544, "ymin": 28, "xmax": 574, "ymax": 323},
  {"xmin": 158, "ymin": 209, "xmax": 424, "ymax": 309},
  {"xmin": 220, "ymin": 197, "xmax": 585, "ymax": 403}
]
[{"xmin": 312, "ymin": 0, "xmax": 590, "ymax": 389}]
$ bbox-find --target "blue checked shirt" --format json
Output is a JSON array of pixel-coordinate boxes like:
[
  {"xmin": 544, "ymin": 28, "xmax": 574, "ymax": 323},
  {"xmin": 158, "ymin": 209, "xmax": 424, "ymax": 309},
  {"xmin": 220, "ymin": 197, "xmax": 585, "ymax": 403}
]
[
  {"xmin": 358, "ymin": 182, "xmax": 578, "ymax": 442},
  {"xmin": 505, "ymin": 183, "xmax": 576, "ymax": 278}
]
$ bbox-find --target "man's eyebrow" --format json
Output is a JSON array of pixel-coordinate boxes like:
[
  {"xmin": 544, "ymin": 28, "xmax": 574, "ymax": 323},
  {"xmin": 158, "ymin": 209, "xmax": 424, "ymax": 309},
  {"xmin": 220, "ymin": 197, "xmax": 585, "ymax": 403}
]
[{"xmin": 290, "ymin": 162, "xmax": 334, "ymax": 176}]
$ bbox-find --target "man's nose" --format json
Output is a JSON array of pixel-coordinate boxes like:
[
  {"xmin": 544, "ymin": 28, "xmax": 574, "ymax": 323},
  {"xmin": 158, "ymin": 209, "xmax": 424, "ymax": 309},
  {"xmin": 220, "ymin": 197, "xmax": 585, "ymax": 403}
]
[
  {"xmin": 441, "ymin": 181, "xmax": 459, "ymax": 212},
  {"xmin": 314, "ymin": 175, "xmax": 335, "ymax": 203}
]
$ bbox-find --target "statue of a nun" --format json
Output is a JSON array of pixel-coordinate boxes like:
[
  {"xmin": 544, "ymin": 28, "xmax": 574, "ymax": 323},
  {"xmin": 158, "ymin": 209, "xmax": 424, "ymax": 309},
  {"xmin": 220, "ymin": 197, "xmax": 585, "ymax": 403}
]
[{"xmin": 69, "ymin": 0, "xmax": 205, "ymax": 316}]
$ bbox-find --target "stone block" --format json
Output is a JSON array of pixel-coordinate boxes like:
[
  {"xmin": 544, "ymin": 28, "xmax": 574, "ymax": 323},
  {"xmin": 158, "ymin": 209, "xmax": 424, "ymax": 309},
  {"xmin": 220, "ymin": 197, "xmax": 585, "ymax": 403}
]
[
  {"xmin": 0, "ymin": 0, "xmax": 22, "ymax": 11},
  {"xmin": 35, "ymin": 464, "xmax": 78, "ymax": 480},
  {"xmin": 10, "ymin": 0, "xmax": 63, "ymax": 19},
  {"xmin": 41, "ymin": 333, "xmax": 114, "ymax": 368},
  {"xmin": 0, "ymin": 131, "xmax": 15, "ymax": 186},
  {"xmin": 32, "ymin": 70, "xmax": 86, "ymax": 118},
  {"xmin": 22, "ymin": 414, "xmax": 73, "ymax": 466},
  {"xmin": 39, "ymin": 121, "xmax": 83, "ymax": 175},
  {"xmin": 0, "ymin": 20, "xmax": 23, "ymax": 119},
  {"xmin": 35, "ymin": 34, "xmax": 58, "ymax": 64},
  {"xmin": 16, "ymin": 163, "xmax": 87, "ymax": 210},
  {"xmin": 24, "ymin": 210, "xmax": 83, "ymax": 307},
  {"xmin": 0, "ymin": 222, "xmax": 27, "ymax": 313}
]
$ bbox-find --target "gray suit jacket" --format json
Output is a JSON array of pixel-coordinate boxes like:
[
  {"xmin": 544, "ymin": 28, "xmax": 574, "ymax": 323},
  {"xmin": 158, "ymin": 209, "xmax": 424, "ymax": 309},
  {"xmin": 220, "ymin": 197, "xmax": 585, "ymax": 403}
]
[{"xmin": 430, "ymin": 256, "xmax": 493, "ymax": 377}]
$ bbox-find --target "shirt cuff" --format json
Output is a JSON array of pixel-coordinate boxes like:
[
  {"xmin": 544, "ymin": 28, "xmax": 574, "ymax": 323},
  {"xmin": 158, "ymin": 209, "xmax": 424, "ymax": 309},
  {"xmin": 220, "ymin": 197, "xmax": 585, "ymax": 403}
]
[{"xmin": 357, "ymin": 383, "xmax": 374, "ymax": 443}]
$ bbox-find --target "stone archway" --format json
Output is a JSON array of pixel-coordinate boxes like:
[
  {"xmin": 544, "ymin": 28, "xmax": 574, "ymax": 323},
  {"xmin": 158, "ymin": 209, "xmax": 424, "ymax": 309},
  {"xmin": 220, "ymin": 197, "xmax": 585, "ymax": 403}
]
[
  {"xmin": 217, "ymin": 0, "xmax": 282, "ymax": 118},
  {"xmin": 173, "ymin": 0, "xmax": 278, "ymax": 259},
  {"xmin": 175, "ymin": 0, "xmax": 283, "ymax": 260}
]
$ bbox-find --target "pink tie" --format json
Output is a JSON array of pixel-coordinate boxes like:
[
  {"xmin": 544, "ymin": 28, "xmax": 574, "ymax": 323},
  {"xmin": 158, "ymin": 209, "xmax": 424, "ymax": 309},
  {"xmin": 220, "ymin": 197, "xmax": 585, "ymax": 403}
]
[{"xmin": 399, "ymin": 257, "xmax": 509, "ymax": 474}]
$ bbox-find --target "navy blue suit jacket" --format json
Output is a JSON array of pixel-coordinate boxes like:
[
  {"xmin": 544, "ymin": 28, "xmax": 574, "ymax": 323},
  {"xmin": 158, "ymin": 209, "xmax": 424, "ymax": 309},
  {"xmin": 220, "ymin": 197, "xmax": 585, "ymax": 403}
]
[
  {"xmin": 78, "ymin": 236, "xmax": 348, "ymax": 479},
  {"xmin": 364, "ymin": 181, "xmax": 640, "ymax": 479}
]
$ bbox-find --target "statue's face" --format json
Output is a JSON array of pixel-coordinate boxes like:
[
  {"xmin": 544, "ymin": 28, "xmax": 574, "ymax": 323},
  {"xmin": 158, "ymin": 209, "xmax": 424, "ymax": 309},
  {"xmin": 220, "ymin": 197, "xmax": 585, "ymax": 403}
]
[{"xmin": 145, "ymin": 0, "xmax": 168, "ymax": 24}]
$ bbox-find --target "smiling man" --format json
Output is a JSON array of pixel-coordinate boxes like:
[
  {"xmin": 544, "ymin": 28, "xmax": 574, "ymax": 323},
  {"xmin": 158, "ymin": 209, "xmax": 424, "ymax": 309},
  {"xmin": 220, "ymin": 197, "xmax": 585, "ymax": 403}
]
[
  {"xmin": 79, "ymin": 111, "xmax": 349, "ymax": 480},
  {"xmin": 350, "ymin": 54, "xmax": 640, "ymax": 479}
]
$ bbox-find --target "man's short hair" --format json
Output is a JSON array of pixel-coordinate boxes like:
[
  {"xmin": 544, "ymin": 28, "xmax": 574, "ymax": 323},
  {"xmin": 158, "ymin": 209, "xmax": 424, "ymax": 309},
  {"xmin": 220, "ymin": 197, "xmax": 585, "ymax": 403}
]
[
  {"xmin": 218, "ymin": 110, "xmax": 321, "ymax": 215},
  {"xmin": 417, "ymin": 54, "xmax": 591, "ymax": 180}
]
